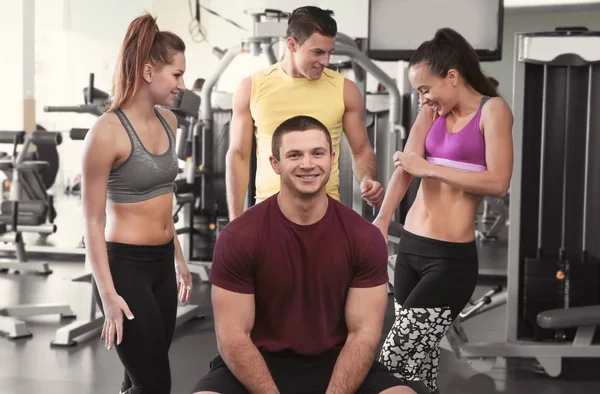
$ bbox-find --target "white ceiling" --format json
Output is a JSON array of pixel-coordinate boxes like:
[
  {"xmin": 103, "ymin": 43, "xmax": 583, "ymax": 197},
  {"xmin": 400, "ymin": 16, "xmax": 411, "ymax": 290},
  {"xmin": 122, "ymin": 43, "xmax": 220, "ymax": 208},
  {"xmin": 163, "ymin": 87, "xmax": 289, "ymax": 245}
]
[{"xmin": 505, "ymin": 0, "xmax": 600, "ymax": 7}]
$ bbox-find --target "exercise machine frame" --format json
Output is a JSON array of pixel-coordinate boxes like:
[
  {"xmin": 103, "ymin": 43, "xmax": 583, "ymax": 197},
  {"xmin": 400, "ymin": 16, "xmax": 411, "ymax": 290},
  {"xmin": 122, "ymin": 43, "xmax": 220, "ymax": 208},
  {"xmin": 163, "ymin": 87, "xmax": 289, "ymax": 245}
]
[
  {"xmin": 447, "ymin": 29, "xmax": 600, "ymax": 377},
  {"xmin": 0, "ymin": 130, "xmax": 76, "ymax": 340}
]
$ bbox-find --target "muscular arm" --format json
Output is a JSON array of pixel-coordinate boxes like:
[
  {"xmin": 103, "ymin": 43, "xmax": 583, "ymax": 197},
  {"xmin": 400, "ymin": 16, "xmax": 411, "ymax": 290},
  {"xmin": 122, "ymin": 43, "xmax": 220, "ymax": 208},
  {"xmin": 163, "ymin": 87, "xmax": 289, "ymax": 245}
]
[
  {"xmin": 326, "ymin": 284, "xmax": 388, "ymax": 394},
  {"xmin": 376, "ymin": 104, "xmax": 436, "ymax": 223},
  {"xmin": 342, "ymin": 79, "xmax": 377, "ymax": 183},
  {"xmin": 226, "ymin": 76, "xmax": 255, "ymax": 220},
  {"xmin": 427, "ymin": 98, "xmax": 514, "ymax": 197},
  {"xmin": 212, "ymin": 286, "xmax": 279, "ymax": 394},
  {"xmin": 81, "ymin": 116, "xmax": 118, "ymax": 298}
]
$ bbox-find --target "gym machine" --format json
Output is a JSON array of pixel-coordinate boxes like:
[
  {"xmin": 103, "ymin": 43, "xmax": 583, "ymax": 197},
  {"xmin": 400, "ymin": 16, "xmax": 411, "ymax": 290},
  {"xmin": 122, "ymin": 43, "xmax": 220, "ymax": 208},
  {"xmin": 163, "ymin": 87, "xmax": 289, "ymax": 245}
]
[
  {"xmin": 476, "ymin": 194, "xmax": 510, "ymax": 242},
  {"xmin": 186, "ymin": 9, "xmax": 406, "ymax": 290},
  {"xmin": 0, "ymin": 130, "xmax": 76, "ymax": 339},
  {"xmin": 44, "ymin": 72, "xmax": 107, "ymax": 197},
  {"xmin": 185, "ymin": 9, "xmax": 404, "ymax": 282},
  {"xmin": 447, "ymin": 28, "xmax": 600, "ymax": 377},
  {"xmin": 207, "ymin": 8, "xmax": 403, "ymax": 206}
]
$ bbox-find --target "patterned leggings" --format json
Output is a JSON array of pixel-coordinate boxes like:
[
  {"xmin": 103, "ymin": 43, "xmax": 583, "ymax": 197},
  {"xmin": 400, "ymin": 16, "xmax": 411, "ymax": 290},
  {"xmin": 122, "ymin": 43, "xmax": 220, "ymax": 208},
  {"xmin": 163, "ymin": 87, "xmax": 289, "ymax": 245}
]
[{"xmin": 379, "ymin": 229, "xmax": 479, "ymax": 393}]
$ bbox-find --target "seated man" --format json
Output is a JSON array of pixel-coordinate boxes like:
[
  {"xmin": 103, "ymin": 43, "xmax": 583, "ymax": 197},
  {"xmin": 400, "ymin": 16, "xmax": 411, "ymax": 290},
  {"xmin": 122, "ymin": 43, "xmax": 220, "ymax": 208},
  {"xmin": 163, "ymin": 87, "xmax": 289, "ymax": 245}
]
[{"xmin": 192, "ymin": 116, "xmax": 425, "ymax": 394}]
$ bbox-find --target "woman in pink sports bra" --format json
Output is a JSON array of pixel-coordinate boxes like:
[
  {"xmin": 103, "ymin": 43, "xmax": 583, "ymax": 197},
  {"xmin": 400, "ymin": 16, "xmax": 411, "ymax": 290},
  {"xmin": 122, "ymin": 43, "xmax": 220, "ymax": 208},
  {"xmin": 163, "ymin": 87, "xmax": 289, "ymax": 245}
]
[{"xmin": 374, "ymin": 28, "xmax": 514, "ymax": 393}]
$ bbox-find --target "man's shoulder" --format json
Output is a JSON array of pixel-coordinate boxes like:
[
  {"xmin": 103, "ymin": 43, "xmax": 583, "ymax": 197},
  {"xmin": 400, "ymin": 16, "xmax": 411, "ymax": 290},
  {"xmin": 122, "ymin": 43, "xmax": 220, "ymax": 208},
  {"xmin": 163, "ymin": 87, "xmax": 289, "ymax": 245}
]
[
  {"xmin": 329, "ymin": 198, "xmax": 378, "ymax": 234},
  {"xmin": 223, "ymin": 197, "xmax": 274, "ymax": 233},
  {"xmin": 251, "ymin": 63, "xmax": 281, "ymax": 80},
  {"xmin": 322, "ymin": 67, "xmax": 346, "ymax": 80}
]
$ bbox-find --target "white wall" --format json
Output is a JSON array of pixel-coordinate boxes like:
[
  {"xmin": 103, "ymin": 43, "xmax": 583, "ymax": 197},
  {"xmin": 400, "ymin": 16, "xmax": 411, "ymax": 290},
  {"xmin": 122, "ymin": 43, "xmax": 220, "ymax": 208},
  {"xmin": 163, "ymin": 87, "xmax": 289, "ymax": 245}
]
[
  {"xmin": 148, "ymin": 0, "xmax": 400, "ymax": 93},
  {"xmin": 26, "ymin": 1, "xmax": 600, "ymax": 190},
  {"xmin": 151, "ymin": 0, "xmax": 270, "ymax": 93},
  {"xmin": 35, "ymin": 0, "xmax": 153, "ymax": 188},
  {"xmin": 481, "ymin": 6, "xmax": 600, "ymax": 101},
  {"xmin": 36, "ymin": 0, "xmax": 153, "ymax": 131}
]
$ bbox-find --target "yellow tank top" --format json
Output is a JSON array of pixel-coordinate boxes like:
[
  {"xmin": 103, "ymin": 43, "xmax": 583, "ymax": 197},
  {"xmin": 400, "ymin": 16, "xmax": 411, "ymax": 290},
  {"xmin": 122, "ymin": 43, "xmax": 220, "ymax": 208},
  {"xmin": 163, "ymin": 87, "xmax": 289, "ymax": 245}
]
[{"xmin": 250, "ymin": 62, "xmax": 345, "ymax": 203}]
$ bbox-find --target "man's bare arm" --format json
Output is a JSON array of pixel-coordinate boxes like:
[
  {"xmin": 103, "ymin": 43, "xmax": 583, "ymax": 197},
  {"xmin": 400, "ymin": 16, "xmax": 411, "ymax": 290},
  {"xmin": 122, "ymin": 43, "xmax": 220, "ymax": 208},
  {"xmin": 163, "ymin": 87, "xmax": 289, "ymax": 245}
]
[
  {"xmin": 342, "ymin": 79, "xmax": 377, "ymax": 183},
  {"xmin": 225, "ymin": 76, "xmax": 255, "ymax": 220},
  {"xmin": 326, "ymin": 284, "xmax": 388, "ymax": 394},
  {"xmin": 212, "ymin": 285, "xmax": 279, "ymax": 394}
]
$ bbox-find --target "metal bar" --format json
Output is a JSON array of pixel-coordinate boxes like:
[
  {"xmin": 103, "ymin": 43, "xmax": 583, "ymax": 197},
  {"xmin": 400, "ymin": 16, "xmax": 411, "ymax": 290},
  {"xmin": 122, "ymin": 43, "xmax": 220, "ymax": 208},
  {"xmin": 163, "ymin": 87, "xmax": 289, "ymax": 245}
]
[
  {"xmin": 537, "ymin": 65, "xmax": 548, "ymax": 255},
  {"xmin": 582, "ymin": 65, "xmax": 592, "ymax": 255}
]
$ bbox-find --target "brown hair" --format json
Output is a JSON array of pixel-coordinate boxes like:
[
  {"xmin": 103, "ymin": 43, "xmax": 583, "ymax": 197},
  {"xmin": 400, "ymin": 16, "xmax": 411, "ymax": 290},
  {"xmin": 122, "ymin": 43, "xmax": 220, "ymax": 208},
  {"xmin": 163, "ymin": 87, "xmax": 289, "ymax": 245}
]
[
  {"xmin": 287, "ymin": 6, "xmax": 337, "ymax": 46},
  {"xmin": 272, "ymin": 115, "xmax": 332, "ymax": 160},
  {"xmin": 109, "ymin": 13, "xmax": 186, "ymax": 111},
  {"xmin": 410, "ymin": 28, "xmax": 498, "ymax": 97}
]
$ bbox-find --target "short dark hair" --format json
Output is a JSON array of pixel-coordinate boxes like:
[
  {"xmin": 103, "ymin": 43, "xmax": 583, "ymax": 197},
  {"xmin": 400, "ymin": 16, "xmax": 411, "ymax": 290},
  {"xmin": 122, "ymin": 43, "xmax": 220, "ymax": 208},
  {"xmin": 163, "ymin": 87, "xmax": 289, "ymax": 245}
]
[
  {"xmin": 409, "ymin": 28, "xmax": 498, "ymax": 97},
  {"xmin": 272, "ymin": 115, "xmax": 332, "ymax": 160},
  {"xmin": 286, "ymin": 6, "xmax": 337, "ymax": 46}
]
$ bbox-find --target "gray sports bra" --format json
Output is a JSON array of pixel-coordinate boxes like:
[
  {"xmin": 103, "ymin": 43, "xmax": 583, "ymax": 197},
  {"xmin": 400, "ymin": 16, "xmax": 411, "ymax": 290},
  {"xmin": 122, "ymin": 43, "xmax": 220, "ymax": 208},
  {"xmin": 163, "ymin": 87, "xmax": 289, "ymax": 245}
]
[{"xmin": 107, "ymin": 108, "xmax": 179, "ymax": 204}]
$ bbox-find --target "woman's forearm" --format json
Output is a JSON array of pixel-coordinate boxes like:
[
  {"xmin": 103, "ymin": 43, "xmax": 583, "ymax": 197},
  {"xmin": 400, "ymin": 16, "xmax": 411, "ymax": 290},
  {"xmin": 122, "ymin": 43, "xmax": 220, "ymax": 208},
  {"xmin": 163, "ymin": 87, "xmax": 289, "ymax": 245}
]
[
  {"xmin": 377, "ymin": 167, "xmax": 413, "ymax": 224},
  {"xmin": 85, "ymin": 222, "xmax": 116, "ymax": 298},
  {"xmin": 172, "ymin": 219, "xmax": 186, "ymax": 263}
]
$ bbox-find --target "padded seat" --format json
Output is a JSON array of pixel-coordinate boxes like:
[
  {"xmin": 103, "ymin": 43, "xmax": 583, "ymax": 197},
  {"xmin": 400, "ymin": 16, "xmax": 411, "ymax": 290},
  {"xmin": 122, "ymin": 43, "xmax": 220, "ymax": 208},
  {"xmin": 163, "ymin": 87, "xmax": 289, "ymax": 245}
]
[
  {"xmin": 0, "ymin": 213, "xmax": 46, "ymax": 226},
  {"xmin": 176, "ymin": 194, "xmax": 194, "ymax": 205},
  {"xmin": 537, "ymin": 305, "xmax": 600, "ymax": 329},
  {"xmin": 0, "ymin": 159, "xmax": 13, "ymax": 170},
  {"xmin": 174, "ymin": 178, "xmax": 194, "ymax": 194}
]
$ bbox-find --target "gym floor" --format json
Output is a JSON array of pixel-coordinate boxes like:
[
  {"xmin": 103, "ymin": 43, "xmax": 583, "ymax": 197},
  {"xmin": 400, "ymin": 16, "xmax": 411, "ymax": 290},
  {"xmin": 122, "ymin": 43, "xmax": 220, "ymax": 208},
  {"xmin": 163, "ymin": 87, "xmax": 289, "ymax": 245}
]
[{"xmin": 1, "ymin": 196, "xmax": 599, "ymax": 394}]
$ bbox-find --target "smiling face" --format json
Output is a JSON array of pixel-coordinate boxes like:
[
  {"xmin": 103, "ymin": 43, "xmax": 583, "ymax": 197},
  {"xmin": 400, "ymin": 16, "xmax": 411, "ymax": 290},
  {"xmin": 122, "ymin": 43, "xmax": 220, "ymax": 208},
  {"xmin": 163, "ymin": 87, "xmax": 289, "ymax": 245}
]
[
  {"xmin": 144, "ymin": 51, "xmax": 186, "ymax": 106},
  {"xmin": 270, "ymin": 128, "xmax": 334, "ymax": 198},
  {"xmin": 288, "ymin": 32, "xmax": 335, "ymax": 80},
  {"xmin": 408, "ymin": 61, "xmax": 460, "ymax": 116}
]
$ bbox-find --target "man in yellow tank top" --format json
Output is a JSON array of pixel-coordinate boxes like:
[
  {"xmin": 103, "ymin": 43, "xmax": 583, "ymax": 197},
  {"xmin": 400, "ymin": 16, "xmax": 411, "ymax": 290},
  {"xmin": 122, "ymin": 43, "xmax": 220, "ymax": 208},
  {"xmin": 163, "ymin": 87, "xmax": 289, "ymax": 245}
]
[{"xmin": 226, "ymin": 6, "xmax": 383, "ymax": 220}]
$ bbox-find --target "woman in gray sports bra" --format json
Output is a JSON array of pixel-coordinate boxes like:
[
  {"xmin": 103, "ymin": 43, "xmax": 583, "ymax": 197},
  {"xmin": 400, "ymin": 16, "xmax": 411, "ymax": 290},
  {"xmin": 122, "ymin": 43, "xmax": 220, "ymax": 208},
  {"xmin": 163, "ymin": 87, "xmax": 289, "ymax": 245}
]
[{"xmin": 81, "ymin": 14, "xmax": 190, "ymax": 394}]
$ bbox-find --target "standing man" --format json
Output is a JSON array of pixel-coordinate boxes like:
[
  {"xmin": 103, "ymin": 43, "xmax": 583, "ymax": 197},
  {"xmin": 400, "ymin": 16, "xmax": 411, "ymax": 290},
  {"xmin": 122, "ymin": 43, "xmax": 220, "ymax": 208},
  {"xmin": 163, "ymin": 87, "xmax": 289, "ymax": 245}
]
[{"xmin": 226, "ymin": 5, "xmax": 383, "ymax": 220}]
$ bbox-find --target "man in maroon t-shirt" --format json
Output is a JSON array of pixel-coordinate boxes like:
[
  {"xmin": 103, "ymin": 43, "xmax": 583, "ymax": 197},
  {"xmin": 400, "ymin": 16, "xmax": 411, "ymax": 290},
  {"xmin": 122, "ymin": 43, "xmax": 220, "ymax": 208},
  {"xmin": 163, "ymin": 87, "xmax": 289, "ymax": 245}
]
[{"xmin": 192, "ymin": 116, "xmax": 423, "ymax": 394}]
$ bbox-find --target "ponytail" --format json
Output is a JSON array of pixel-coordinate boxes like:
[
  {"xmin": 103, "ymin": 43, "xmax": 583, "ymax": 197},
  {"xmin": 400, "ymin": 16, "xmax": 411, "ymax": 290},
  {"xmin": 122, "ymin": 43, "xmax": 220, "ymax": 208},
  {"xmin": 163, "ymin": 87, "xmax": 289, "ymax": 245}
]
[
  {"xmin": 109, "ymin": 13, "xmax": 186, "ymax": 111},
  {"xmin": 410, "ymin": 27, "xmax": 498, "ymax": 97}
]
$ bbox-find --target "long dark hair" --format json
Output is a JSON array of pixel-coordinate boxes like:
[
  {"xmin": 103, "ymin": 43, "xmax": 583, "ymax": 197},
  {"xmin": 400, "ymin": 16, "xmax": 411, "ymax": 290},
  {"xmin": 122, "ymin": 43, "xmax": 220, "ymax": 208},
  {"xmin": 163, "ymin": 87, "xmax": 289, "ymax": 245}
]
[
  {"xmin": 109, "ymin": 13, "xmax": 186, "ymax": 111},
  {"xmin": 410, "ymin": 28, "xmax": 498, "ymax": 97}
]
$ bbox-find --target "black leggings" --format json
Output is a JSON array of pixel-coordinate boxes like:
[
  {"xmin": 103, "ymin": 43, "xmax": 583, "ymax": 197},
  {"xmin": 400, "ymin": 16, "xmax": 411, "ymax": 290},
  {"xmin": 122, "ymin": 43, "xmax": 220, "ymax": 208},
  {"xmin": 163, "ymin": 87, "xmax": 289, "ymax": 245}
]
[
  {"xmin": 379, "ymin": 229, "xmax": 479, "ymax": 393},
  {"xmin": 92, "ymin": 239, "xmax": 178, "ymax": 394}
]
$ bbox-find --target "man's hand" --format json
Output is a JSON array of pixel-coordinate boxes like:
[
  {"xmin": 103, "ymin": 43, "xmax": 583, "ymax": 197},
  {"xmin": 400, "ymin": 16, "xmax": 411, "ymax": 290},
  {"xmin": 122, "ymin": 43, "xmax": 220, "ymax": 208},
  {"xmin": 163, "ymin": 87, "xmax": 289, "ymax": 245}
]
[{"xmin": 360, "ymin": 179, "xmax": 384, "ymax": 206}]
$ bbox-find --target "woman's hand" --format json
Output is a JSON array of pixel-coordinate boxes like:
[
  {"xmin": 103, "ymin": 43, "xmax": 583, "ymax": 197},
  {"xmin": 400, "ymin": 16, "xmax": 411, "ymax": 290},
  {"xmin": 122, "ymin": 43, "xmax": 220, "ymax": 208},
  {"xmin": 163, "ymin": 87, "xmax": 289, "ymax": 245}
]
[
  {"xmin": 176, "ymin": 259, "xmax": 193, "ymax": 304},
  {"xmin": 393, "ymin": 151, "xmax": 434, "ymax": 179},
  {"xmin": 100, "ymin": 293, "xmax": 134, "ymax": 350}
]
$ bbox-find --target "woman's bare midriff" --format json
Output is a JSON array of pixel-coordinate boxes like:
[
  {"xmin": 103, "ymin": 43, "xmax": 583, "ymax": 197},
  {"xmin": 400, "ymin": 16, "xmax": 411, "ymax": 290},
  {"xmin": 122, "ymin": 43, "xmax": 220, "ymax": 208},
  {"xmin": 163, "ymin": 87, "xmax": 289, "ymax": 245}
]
[
  {"xmin": 403, "ymin": 178, "xmax": 482, "ymax": 243},
  {"xmin": 104, "ymin": 193, "xmax": 175, "ymax": 246}
]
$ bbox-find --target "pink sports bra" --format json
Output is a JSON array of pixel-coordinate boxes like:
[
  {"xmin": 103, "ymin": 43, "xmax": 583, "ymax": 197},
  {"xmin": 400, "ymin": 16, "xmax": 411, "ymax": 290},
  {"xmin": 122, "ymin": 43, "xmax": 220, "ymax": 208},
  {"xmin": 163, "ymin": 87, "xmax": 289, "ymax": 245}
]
[{"xmin": 424, "ymin": 96, "xmax": 489, "ymax": 172}]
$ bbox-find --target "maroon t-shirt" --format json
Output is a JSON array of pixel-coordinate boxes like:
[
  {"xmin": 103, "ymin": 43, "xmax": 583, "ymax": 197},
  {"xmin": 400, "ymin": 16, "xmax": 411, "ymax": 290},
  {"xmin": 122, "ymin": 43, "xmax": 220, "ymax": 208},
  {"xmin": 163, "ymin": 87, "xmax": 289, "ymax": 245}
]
[{"xmin": 210, "ymin": 195, "xmax": 389, "ymax": 356}]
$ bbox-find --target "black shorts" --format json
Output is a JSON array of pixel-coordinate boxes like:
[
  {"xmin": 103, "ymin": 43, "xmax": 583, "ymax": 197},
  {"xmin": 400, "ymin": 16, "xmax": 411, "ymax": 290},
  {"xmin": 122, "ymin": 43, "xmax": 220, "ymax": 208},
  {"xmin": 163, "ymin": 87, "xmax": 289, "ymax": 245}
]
[{"xmin": 191, "ymin": 348, "xmax": 427, "ymax": 394}]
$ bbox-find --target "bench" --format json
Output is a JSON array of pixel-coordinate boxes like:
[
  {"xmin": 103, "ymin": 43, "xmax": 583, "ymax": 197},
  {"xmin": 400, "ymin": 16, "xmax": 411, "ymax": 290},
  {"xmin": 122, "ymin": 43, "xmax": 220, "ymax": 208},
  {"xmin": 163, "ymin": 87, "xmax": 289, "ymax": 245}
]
[{"xmin": 537, "ymin": 305, "xmax": 600, "ymax": 346}]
